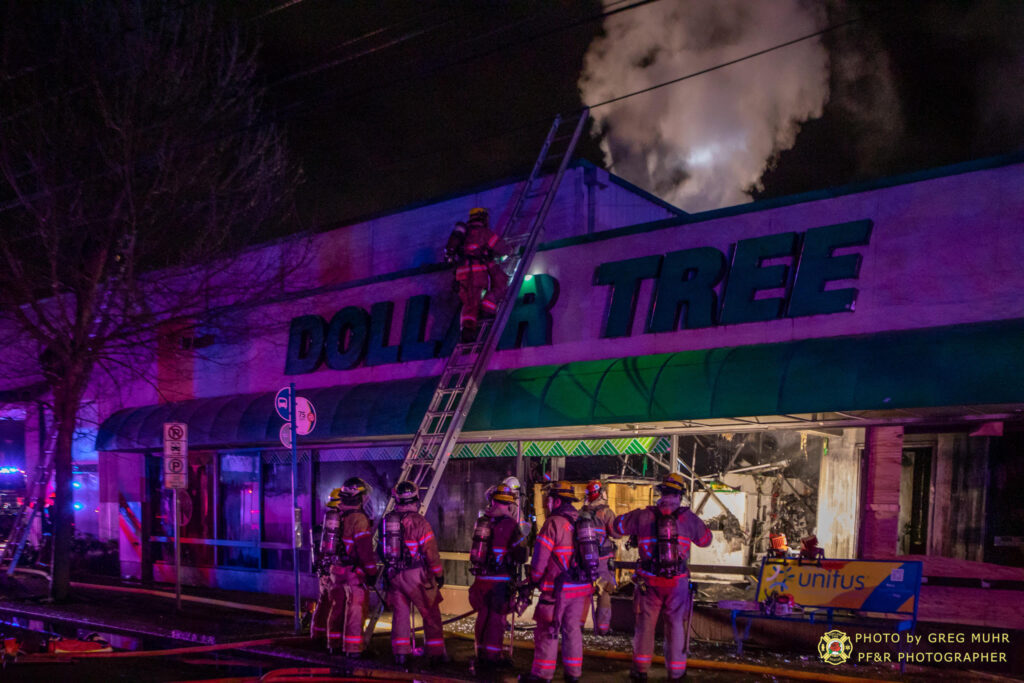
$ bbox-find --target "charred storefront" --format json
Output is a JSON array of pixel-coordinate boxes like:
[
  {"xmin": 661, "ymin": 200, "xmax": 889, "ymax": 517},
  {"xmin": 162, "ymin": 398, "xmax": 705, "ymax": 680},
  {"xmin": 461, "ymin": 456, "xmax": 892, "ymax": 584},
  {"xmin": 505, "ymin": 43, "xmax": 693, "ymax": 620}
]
[{"xmin": 10, "ymin": 157, "xmax": 1024, "ymax": 627}]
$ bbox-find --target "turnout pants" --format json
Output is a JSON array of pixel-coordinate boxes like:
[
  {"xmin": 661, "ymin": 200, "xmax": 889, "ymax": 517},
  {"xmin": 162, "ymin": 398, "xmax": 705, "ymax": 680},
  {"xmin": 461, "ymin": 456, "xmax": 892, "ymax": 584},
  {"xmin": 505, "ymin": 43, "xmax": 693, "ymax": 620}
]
[
  {"xmin": 456, "ymin": 262, "xmax": 508, "ymax": 331},
  {"xmin": 386, "ymin": 567, "xmax": 447, "ymax": 657},
  {"xmin": 532, "ymin": 581, "xmax": 593, "ymax": 680},
  {"xmin": 311, "ymin": 573, "xmax": 333, "ymax": 640},
  {"xmin": 323, "ymin": 565, "xmax": 369, "ymax": 654},
  {"xmin": 468, "ymin": 576, "xmax": 511, "ymax": 662},
  {"xmin": 632, "ymin": 574, "xmax": 692, "ymax": 678},
  {"xmin": 593, "ymin": 558, "xmax": 616, "ymax": 634}
]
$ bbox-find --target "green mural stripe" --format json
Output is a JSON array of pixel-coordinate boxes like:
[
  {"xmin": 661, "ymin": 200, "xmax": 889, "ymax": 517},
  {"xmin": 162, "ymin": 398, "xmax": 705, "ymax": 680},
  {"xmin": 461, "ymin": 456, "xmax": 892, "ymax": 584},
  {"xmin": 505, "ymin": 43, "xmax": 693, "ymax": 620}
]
[
  {"xmin": 571, "ymin": 441, "xmax": 593, "ymax": 457},
  {"xmin": 625, "ymin": 439, "xmax": 648, "ymax": 455},
  {"xmin": 524, "ymin": 442, "xmax": 545, "ymax": 458},
  {"xmin": 548, "ymin": 441, "xmax": 569, "ymax": 457}
]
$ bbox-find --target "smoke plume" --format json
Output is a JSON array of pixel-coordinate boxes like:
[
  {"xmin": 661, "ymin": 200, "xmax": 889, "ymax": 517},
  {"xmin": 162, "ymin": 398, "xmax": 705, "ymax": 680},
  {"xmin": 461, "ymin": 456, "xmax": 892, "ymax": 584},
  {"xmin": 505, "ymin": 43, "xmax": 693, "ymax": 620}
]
[{"xmin": 579, "ymin": 0, "xmax": 831, "ymax": 211}]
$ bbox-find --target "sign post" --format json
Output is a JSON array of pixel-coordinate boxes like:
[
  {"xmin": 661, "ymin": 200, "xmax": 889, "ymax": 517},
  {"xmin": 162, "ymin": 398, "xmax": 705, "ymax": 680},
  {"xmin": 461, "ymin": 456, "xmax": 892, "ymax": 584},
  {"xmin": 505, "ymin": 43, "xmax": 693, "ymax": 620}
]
[
  {"xmin": 289, "ymin": 383, "xmax": 300, "ymax": 633},
  {"xmin": 163, "ymin": 423, "xmax": 188, "ymax": 611},
  {"xmin": 277, "ymin": 385, "xmax": 315, "ymax": 633}
]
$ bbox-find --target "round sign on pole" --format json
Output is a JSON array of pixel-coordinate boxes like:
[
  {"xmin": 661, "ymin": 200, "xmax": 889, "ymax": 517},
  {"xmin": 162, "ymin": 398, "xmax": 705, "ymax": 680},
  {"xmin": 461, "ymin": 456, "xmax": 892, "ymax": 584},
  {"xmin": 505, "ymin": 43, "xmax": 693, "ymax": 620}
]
[
  {"xmin": 295, "ymin": 396, "xmax": 316, "ymax": 436},
  {"xmin": 279, "ymin": 423, "xmax": 293, "ymax": 449},
  {"xmin": 275, "ymin": 387, "xmax": 293, "ymax": 421}
]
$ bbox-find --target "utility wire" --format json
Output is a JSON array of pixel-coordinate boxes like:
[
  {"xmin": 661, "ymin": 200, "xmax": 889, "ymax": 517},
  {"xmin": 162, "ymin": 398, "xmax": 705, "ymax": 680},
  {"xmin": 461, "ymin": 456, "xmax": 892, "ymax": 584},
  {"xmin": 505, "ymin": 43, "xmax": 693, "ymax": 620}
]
[
  {"xmin": 269, "ymin": 0, "xmax": 665, "ymax": 118},
  {"xmin": 587, "ymin": 18, "xmax": 860, "ymax": 111},
  {"xmin": 320, "ymin": 17, "xmax": 863, "ymax": 183},
  {"xmin": 0, "ymin": 1, "xmax": 663, "ymax": 215},
  {"xmin": 0, "ymin": 9, "xmax": 859, "ymax": 222}
]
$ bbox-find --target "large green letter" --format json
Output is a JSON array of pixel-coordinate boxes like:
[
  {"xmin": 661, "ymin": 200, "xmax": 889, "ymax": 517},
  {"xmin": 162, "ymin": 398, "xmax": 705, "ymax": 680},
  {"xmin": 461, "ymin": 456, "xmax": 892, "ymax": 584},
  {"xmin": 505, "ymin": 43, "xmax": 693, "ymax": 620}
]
[
  {"xmin": 325, "ymin": 307, "xmax": 369, "ymax": 370},
  {"xmin": 594, "ymin": 255, "xmax": 662, "ymax": 338},
  {"xmin": 284, "ymin": 315, "xmax": 327, "ymax": 375},
  {"xmin": 720, "ymin": 232, "xmax": 797, "ymax": 324},
  {"xmin": 788, "ymin": 220, "xmax": 872, "ymax": 317},
  {"xmin": 649, "ymin": 247, "xmax": 727, "ymax": 332},
  {"xmin": 498, "ymin": 274, "xmax": 559, "ymax": 350}
]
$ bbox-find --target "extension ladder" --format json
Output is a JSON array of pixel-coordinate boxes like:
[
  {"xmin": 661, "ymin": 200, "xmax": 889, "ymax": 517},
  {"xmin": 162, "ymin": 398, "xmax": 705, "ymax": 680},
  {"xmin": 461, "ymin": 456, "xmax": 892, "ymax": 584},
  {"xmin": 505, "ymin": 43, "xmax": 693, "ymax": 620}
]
[
  {"xmin": 2, "ymin": 427, "xmax": 56, "ymax": 575},
  {"xmin": 402, "ymin": 109, "xmax": 589, "ymax": 513},
  {"xmin": 362, "ymin": 109, "xmax": 589, "ymax": 638}
]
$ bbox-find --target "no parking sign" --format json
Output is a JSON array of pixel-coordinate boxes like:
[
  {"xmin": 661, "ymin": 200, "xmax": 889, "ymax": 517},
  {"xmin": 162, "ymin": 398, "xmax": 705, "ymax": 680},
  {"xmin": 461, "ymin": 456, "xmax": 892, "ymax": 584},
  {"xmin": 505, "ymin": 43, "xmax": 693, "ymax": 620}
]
[{"xmin": 163, "ymin": 422, "xmax": 188, "ymax": 489}]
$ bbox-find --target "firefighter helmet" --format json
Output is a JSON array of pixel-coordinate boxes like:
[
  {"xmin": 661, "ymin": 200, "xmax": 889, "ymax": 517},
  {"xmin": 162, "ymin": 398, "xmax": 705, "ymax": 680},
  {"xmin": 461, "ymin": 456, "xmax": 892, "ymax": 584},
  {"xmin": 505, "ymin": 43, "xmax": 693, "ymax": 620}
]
[
  {"xmin": 585, "ymin": 480, "xmax": 603, "ymax": 502},
  {"xmin": 502, "ymin": 476, "xmax": 521, "ymax": 494},
  {"xmin": 326, "ymin": 487, "xmax": 343, "ymax": 509},
  {"xmin": 468, "ymin": 207, "xmax": 489, "ymax": 222},
  {"xmin": 339, "ymin": 477, "xmax": 370, "ymax": 504},
  {"xmin": 656, "ymin": 473, "xmax": 687, "ymax": 496},
  {"xmin": 489, "ymin": 483, "xmax": 516, "ymax": 504},
  {"xmin": 547, "ymin": 480, "xmax": 579, "ymax": 502},
  {"xmin": 392, "ymin": 481, "xmax": 419, "ymax": 505}
]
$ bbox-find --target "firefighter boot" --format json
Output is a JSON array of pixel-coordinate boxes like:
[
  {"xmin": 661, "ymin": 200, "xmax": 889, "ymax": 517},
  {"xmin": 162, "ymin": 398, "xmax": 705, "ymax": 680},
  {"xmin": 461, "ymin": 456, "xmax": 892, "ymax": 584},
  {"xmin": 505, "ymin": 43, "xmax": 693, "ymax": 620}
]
[
  {"xmin": 394, "ymin": 654, "xmax": 408, "ymax": 669},
  {"xmin": 565, "ymin": 676, "xmax": 581, "ymax": 683},
  {"xmin": 629, "ymin": 672, "xmax": 648, "ymax": 683},
  {"xmin": 461, "ymin": 323, "xmax": 478, "ymax": 343}
]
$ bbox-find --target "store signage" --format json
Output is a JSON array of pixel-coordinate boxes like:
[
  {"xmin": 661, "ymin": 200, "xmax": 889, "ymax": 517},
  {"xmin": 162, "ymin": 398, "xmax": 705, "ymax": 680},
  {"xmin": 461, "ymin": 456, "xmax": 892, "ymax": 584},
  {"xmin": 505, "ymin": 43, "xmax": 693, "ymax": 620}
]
[
  {"xmin": 595, "ymin": 220, "xmax": 872, "ymax": 337},
  {"xmin": 284, "ymin": 220, "xmax": 871, "ymax": 374},
  {"xmin": 285, "ymin": 275, "xmax": 558, "ymax": 375},
  {"xmin": 758, "ymin": 558, "xmax": 920, "ymax": 612}
]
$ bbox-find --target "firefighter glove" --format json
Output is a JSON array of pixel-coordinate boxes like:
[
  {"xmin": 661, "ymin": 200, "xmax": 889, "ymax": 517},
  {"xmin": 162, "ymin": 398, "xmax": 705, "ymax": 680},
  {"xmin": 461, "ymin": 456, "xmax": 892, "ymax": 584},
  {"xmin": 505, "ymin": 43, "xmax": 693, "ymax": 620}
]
[{"xmin": 435, "ymin": 572, "xmax": 445, "ymax": 589}]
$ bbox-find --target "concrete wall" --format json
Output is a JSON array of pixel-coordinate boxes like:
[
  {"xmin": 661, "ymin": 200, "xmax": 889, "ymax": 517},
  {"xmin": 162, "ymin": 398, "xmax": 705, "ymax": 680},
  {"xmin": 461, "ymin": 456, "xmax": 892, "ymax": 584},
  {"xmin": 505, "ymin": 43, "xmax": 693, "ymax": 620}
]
[{"xmin": 817, "ymin": 428, "xmax": 863, "ymax": 558}]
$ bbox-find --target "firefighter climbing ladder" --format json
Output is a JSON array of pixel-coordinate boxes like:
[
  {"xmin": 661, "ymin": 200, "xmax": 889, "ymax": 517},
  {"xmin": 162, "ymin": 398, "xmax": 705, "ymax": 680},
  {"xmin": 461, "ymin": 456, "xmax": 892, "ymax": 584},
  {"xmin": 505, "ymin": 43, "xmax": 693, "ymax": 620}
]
[
  {"xmin": 363, "ymin": 110, "xmax": 589, "ymax": 638},
  {"xmin": 1, "ymin": 427, "xmax": 56, "ymax": 576},
  {"xmin": 400, "ymin": 108, "xmax": 589, "ymax": 514}
]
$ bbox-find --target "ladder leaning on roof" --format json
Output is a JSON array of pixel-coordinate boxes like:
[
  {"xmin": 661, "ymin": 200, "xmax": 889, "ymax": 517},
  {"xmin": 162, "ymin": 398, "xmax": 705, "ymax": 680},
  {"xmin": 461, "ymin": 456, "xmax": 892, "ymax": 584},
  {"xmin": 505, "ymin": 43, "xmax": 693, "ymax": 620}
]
[
  {"xmin": 401, "ymin": 108, "xmax": 589, "ymax": 516},
  {"xmin": 361, "ymin": 110, "xmax": 589, "ymax": 640},
  {"xmin": 1, "ymin": 428, "xmax": 56, "ymax": 576}
]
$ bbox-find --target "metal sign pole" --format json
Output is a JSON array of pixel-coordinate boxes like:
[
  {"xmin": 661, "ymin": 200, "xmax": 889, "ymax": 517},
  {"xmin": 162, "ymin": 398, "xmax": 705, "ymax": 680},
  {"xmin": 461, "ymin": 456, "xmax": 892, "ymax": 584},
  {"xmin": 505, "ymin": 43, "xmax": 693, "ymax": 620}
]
[
  {"xmin": 163, "ymin": 422, "xmax": 188, "ymax": 612},
  {"xmin": 174, "ymin": 487, "xmax": 181, "ymax": 610},
  {"xmin": 290, "ymin": 382, "xmax": 300, "ymax": 633}
]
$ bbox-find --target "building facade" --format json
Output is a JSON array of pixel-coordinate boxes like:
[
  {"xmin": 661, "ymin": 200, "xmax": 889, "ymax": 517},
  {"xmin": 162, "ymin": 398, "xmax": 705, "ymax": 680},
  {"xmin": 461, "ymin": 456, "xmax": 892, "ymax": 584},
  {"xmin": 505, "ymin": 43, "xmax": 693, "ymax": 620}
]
[{"xmin": 9, "ymin": 156, "xmax": 1024, "ymax": 622}]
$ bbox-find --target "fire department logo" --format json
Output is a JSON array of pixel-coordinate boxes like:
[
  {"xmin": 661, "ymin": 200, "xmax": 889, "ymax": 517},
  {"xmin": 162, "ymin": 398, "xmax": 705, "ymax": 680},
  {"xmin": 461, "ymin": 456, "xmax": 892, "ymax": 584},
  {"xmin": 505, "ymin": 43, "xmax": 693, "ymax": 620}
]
[{"xmin": 818, "ymin": 629, "xmax": 853, "ymax": 665}]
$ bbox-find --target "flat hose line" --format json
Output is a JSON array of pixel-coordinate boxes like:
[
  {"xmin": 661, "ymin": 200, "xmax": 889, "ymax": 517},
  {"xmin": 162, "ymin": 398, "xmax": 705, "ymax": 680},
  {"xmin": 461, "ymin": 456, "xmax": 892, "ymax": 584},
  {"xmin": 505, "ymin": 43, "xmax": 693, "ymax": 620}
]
[
  {"xmin": 8, "ymin": 574, "xmax": 893, "ymax": 682},
  {"xmin": 446, "ymin": 631, "xmax": 895, "ymax": 683}
]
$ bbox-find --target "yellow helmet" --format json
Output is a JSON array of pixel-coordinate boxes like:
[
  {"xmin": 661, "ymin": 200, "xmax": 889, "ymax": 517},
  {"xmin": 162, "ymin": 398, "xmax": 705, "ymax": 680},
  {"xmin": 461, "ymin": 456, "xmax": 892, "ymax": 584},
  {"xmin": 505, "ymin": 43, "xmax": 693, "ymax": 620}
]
[
  {"xmin": 469, "ymin": 207, "xmax": 489, "ymax": 221},
  {"xmin": 326, "ymin": 487, "xmax": 343, "ymax": 508},
  {"xmin": 547, "ymin": 480, "xmax": 579, "ymax": 502},
  {"xmin": 657, "ymin": 473, "xmax": 688, "ymax": 496},
  {"xmin": 490, "ymin": 484, "xmax": 516, "ymax": 504}
]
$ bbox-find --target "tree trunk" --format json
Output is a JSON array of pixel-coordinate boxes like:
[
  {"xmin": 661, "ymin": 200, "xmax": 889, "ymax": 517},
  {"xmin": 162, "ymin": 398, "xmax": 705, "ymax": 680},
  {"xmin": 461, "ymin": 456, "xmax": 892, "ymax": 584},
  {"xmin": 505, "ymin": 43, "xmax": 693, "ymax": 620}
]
[{"xmin": 49, "ymin": 391, "xmax": 79, "ymax": 602}]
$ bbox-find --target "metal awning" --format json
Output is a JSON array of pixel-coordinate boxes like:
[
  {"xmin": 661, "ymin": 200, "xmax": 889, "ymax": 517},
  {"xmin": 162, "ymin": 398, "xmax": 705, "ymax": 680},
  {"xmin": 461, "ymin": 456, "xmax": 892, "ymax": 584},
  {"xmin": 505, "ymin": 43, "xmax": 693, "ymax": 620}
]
[{"xmin": 96, "ymin": 318, "xmax": 1024, "ymax": 452}]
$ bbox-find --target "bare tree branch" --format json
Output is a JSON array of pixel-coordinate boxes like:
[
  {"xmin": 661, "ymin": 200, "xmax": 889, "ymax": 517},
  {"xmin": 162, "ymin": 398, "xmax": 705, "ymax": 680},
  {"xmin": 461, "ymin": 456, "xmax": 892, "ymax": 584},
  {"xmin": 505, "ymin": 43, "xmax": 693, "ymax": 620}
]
[{"xmin": 0, "ymin": 1, "xmax": 305, "ymax": 600}]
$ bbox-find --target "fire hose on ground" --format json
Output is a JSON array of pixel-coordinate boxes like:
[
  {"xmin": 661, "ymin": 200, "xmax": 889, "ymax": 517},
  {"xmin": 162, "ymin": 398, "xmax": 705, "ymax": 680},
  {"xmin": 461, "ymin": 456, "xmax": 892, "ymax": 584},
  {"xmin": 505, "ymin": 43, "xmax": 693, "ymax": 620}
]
[{"xmin": 7, "ymin": 572, "xmax": 897, "ymax": 681}]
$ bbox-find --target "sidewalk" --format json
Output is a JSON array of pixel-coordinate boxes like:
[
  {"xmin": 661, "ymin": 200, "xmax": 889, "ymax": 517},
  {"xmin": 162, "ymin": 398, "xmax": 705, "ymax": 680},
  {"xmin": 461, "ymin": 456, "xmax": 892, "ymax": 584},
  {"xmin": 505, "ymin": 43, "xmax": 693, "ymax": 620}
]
[
  {"xmin": 0, "ymin": 571, "xmax": 482, "ymax": 682},
  {"xmin": 1, "ymin": 572, "xmax": 1017, "ymax": 682}
]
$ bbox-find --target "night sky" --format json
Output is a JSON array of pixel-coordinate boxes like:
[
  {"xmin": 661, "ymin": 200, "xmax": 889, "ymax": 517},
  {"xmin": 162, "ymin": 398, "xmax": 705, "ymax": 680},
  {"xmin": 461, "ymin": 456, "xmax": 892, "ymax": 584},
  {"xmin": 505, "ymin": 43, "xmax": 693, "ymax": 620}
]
[{"xmin": 248, "ymin": 0, "xmax": 1024, "ymax": 229}]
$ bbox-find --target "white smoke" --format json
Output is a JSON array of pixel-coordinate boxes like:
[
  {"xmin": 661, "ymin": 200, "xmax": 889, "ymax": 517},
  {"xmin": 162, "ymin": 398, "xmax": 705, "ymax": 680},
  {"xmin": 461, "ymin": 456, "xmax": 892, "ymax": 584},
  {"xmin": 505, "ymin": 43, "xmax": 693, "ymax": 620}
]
[{"xmin": 579, "ymin": 0, "xmax": 831, "ymax": 211}]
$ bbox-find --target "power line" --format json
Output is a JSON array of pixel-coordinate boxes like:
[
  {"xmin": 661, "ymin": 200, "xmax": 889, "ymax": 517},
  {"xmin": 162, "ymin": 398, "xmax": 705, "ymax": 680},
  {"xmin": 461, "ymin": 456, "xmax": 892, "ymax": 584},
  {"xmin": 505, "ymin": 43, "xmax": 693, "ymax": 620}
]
[
  {"xmin": 586, "ymin": 18, "xmax": 861, "ymax": 111},
  {"xmin": 268, "ymin": 0, "xmax": 665, "ymax": 119},
  {"xmin": 0, "ymin": 7, "xmax": 861, "ymax": 227},
  {"xmin": 317, "ymin": 16, "xmax": 863, "ymax": 186},
  {"xmin": 0, "ymin": 1, "xmax": 662, "ymax": 216}
]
